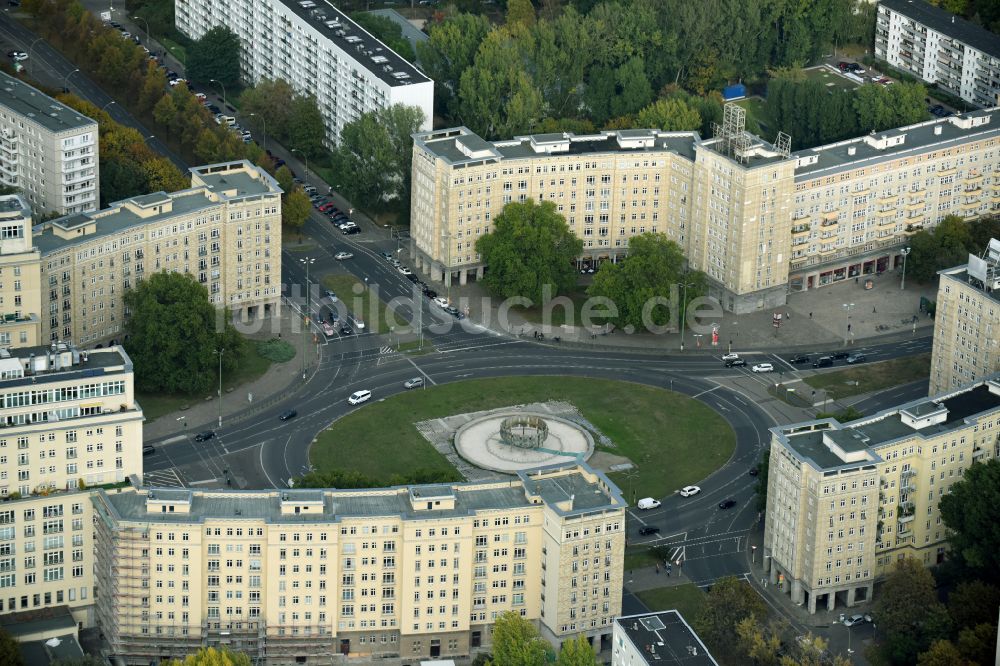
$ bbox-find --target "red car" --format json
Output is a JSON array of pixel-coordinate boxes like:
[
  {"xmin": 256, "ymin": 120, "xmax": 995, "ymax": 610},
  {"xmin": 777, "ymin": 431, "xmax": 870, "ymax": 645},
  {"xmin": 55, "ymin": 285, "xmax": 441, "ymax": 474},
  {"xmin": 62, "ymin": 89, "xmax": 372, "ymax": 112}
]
[{"xmin": 318, "ymin": 203, "xmax": 336, "ymax": 213}]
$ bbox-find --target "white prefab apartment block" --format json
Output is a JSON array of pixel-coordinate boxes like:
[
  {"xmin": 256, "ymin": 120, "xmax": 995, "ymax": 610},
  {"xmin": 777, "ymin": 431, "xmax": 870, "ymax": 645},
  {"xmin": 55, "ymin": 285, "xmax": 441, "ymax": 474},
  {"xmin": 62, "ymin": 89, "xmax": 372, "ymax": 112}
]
[
  {"xmin": 175, "ymin": 0, "xmax": 433, "ymax": 145},
  {"xmin": 875, "ymin": 0, "xmax": 1000, "ymax": 108},
  {"xmin": 0, "ymin": 72, "xmax": 99, "ymax": 217}
]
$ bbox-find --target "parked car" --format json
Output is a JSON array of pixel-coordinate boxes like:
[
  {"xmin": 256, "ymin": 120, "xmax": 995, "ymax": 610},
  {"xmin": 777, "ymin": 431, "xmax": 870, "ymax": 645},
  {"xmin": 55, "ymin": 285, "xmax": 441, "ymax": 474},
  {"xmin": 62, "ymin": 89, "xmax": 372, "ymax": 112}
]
[
  {"xmin": 424, "ymin": 289, "xmax": 438, "ymax": 299},
  {"xmin": 848, "ymin": 63, "xmax": 865, "ymax": 74},
  {"xmin": 752, "ymin": 363, "xmax": 774, "ymax": 373},
  {"xmin": 433, "ymin": 297, "xmax": 449, "ymax": 308},
  {"xmin": 323, "ymin": 289, "xmax": 338, "ymax": 302},
  {"xmin": 342, "ymin": 226, "xmax": 360, "ymax": 235},
  {"xmin": 327, "ymin": 310, "xmax": 339, "ymax": 324},
  {"xmin": 194, "ymin": 431, "xmax": 215, "ymax": 442},
  {"xmin": 7, "ymin": 51, "xmax": 27, "ymax": 61},
  {"xmin": 339, "ymin": 324, "xmax": 353, "ymax": 335},
  {"xmin": 837, "ymin": 61, "xmax": 851, "ymax": 71},
  {"xmin": 638, "ymin": 526, "xmax": 660, "ymax": 536},
  {"xmin": 846, "ymin": 353, "xmax": 866, "ymax": 364},
  {"xmin": 396, "ymin": 266, "xmax": 413, "ymax": 276},
  {"xmin": 380, "ymin": 251, "xmax": 393, "ymax": 260},
  {"xmin": 679, "ymin": 485, "xmax": 700, "ymax": 497},
  {"xmin": 142, "ymin": 444, "xmax": 155, "ymax": 456},
  {"xmin": 321, "ymin": 322, "xmax": 335, "ymax": 337},
  {"xmin": 348, "ymin": 390, "xmax": 372, "ymax": 405},
  {"xmin": 279, "ymin": 409, "xmax": 297, "ymax": 421},
  {"xmin": 405, "ymin": 273, "xmax": 420, "ymax": 283},
  {"xmin": 403, "ymin": 377, "xmax": 424, "ymax": 389},
  {"xmin": 718, "ymin": 498, "xmax": 737, "ymax": 510},
  {"xmin": 843, "ymin": 614, "xmax": 872, "ymax": 627},
  {"xmin": 789, "ymin": 354, "xmax": 810, "ymax": 364},
  {"xmin": 334, "ymin": 251, "xmax": 353, "ymax": 260},
  {"xmin": 444, "ymin": 306, "xmax": 465, "ymax": 319},
  {"xmin": 725, "ymin": 358, "xmax": 747, "ymax": 368}
]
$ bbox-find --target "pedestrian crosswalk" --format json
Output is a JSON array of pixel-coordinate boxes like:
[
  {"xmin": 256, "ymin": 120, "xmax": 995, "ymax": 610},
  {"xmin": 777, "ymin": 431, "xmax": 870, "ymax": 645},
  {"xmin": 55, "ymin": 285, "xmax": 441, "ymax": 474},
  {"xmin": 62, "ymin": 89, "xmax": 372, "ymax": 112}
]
[
  {"xmin": 379, "ymin": 346, "xmax": 395, "ymax": 355},
  {"xmin": 143, "ymin": 469, "xmax": 185, "ymax": 488}
]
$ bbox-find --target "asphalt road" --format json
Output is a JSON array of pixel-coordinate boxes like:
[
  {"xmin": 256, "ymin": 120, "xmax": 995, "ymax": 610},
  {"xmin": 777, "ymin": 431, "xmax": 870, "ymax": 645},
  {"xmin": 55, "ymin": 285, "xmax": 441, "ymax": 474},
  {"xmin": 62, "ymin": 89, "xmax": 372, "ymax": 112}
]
[{"xmin": 0, "ymin": 12, "xmax": 187, "ymax": 170}]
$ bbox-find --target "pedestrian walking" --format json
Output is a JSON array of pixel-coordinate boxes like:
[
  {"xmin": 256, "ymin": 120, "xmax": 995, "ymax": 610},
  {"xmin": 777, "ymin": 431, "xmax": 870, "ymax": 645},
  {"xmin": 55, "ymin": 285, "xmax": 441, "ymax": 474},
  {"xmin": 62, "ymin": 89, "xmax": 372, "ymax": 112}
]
[
  {"xmin": 655, "ymin": 564, "xmax": 659, "ymax": 574},
  {"xmin": 809, "ymin": 312, "xmax": 812, "ymax": 319},
  {"xmin": 873, "ymin": 306, "xmax": 877, "ymax": 313}
]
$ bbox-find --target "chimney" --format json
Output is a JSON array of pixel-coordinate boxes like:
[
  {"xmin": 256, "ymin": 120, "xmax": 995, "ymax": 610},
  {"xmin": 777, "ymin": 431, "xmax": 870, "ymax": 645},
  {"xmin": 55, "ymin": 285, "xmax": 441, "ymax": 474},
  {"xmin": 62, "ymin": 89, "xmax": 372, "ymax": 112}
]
[{"xmin": 848, "ymin": 146, "xmax": 856, "ymax": 156}]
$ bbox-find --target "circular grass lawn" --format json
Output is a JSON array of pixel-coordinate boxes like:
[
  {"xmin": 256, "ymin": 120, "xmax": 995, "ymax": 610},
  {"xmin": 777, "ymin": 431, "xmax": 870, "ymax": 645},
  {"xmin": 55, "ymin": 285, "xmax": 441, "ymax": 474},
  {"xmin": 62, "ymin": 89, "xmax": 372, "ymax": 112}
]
[{"xmin": 309, "ymin": 376, "xmax": 735, "ymax": 498}]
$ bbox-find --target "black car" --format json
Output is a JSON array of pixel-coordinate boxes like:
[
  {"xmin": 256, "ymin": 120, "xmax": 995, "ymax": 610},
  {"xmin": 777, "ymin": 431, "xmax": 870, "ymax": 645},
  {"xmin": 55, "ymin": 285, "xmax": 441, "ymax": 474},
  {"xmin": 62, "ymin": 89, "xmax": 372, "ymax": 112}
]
[
  {"xmin": 725, "ymin": 358, "xmax": 747, "ymax": 367},
  {"xmin": 339, "ymin": 324, "xmax": 353, "ymax": 335},
  {"xmin": 279, "ymin": 409, "xmax": 298, "ymax": 421},
  {"xmin": 142, "ymin": 444, "xmax": 155, "ymax": 456},
  {"xmin": 194, "ymin": 430, "xmax": 215, "ymax": 442},
  {"xmin": 718, "ymin": 498, "xmax": 737, "ymax": 510},
  {"xmin": 328, "ymin": 311, "xmax": 339, "ymax": 323},
  {"xmin": 748, "ymin": 468, "xmax": 759, "ymax": 476},
  {"xmin": 342, "ymin": 226, "xmax": 361, "ymax": 235},
  {"xmin": 638, "ymin": 526, "xmax": 660, "ymax": 536},
  {"xmin": 406, "ymin": 273, "xmax": 419, "ymax": 283},
  {"xmin": 789, "ymin": 354, "xmax": 810, "ymax": 364},
  {"xmin": 380, "ymin": 252, "xmax": 393, "ymax": 260},
  {"xmin": 444, "ymin": 306, "xmax": 464, "ymax": 319},
  {"xmin": 832, "ymin": 351, "xmax": 850, "ymax": 360},
  {"xmin": 207, "ymin": 104, "xmax": 221, "ymax": 114},
  {"xmin": 424, "ymin": 289, "xmax": 438, "ymax": 299}
]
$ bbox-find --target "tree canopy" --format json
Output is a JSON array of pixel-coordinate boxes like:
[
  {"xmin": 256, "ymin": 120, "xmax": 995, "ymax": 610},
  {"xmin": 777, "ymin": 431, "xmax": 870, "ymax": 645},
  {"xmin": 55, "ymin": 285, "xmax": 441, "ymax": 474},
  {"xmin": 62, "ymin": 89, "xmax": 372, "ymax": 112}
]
[
  {"xmin": 556, "ymin": 635, "xmax": 598, "ymax": 666},
  {"xmin": 476, "ymin": 199, "xmax": 584, "ymax": 304},
  {"xmin": 0, "ymin": 629, "xmax": 22, "ymax": 666},
  {"xmin": 587, "ymin": 233, "xmax": 706, "ymax": 333},
  {"xmin": 907, "ymin": 215, "xmax": 1000, "ymax": 284},
  {"xmin": 124, "ymin": 272, "xmax": 246, "ymax": 395},
  {"xmin": 331, "ymin": 104, "xmax": 425, "ymax": 217},
  {"xmin": 873, "ymin": 558, "xmax": 951, "ymax": 665},
  {"xmin": 186, "ymin": 26, "xmax": 242, "ymax": 89},
  {"xmin": 163, "ymin": 647, "xmax": 251, "ymax": 666},
  {"xmin": 939, "ymin": 459, "xmax": 1000, "ymax": 582},
  {"xmin": 239, "ymin": 80, "xmax": 327, "ymax": 158},
  {"xmin": 694, "ymin": 576, "xmax": 767, "ymax": 660},
  {"xmin": 488, "ymin": 611, "xmax": 553, "ymax": 666}
]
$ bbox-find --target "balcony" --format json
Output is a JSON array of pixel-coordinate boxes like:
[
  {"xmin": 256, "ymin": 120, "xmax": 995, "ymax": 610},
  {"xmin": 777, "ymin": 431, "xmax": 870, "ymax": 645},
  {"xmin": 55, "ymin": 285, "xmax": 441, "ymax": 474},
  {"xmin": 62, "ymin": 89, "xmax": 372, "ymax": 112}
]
[
  {"xmin": 905, "ymin": 200, "xmax": 924, "ymax": 211},
  {"xmin": 964, "ymin": 173, "xmax": 984, "ymax": 186},
  {"xmin": 972, "ymin": 447, "xmax": 987, "ymax": 459}
]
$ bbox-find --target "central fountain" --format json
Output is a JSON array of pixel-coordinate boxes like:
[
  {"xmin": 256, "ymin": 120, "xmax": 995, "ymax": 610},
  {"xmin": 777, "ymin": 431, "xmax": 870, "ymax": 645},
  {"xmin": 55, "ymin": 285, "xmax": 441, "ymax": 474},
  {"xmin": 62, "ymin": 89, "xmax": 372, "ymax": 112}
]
[{"xmin": 454, "ymin": 410, "xmax": 594, "ymax": 474}]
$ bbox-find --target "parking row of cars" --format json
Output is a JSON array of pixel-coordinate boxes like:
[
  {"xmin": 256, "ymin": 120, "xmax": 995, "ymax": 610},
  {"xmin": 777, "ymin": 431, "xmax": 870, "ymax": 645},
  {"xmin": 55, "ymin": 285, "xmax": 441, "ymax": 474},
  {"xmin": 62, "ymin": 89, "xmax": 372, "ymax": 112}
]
[{"xmin": 312, "ymin": 196, "xmax": 361, "ymax": 235}]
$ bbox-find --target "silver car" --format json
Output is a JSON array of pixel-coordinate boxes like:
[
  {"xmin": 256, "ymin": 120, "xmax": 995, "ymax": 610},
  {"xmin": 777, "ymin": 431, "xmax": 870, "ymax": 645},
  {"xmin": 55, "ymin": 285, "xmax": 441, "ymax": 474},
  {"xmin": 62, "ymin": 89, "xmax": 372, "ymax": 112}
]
[{"xmin": 403, "ymin": 377, "xmax": 424, "ymax": 389}]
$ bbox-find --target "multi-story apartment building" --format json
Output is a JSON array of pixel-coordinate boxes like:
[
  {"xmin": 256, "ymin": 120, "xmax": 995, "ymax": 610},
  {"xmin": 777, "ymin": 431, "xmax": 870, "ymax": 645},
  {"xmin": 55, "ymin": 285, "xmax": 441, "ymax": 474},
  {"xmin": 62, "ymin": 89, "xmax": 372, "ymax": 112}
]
[
  {"xmin": 0, "ymin": 195, "xmax": 42, "ymax": 348},
  {"xmin": 32, "ymin": 160, "xmax": 282, "ymax": 346},
  {"xmin": 929, "ymin": 243, "xmax": 1000, "ymax": 394},
  {"xmin": 90, "ymin": 462, "xmax": 626, "ymax": 665},
  {"xmin": 875, "ymin": 0, "xmax": 1000, "ymax": 108},
  {"xmin": 0, "ymin": 489, "xmax": 98, "ymax": 628},
  {"xmin": 0, "ymin": 343, "xmax": 142, "ymax": 495},
  {"xmin": 611, "ymin": 611, "xmax": 718, "ymax": 666},
  {"xmin": 412, "ymin": 107, "xmax": 1000, "ymax": 313},
  {"xmin": 763, "ymin": 375, "xmax": 1000, "ymax": 614},
  {"xmin": 175, "ymin": 0, "xmax": 433, "ymax": 146},
  {"xmin": 0, "ymin": 72, "xmax": 99, "ymax": 217}
]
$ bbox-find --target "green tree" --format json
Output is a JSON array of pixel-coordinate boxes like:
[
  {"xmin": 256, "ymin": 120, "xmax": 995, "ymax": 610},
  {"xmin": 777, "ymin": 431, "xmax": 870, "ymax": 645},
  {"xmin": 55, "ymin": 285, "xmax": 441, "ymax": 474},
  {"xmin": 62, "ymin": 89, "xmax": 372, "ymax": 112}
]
[
  {"xmin": 153, "ymin": 94, "xmax": 178, "ymax": 128},
  {"xmin": 274, "ymin": 166, "xmax": 295, "ymax": 196},
  {"xmin": 939, "ymin": 459, "xmax": 1000, "ymax": 582},
  {"xmin": 239, "ymin": 79, "xmax": 296, "ymax": 141},
  {"xmin": 587, "ymin": 233, "xmax": 704, "ymax": 333},
  {"xmin": 506, "ymin": 0, "xmax": 537, "ymax": 27},
  {"xmin": 947, "ymin": 580, "xmax": 1000, "ymax": 631},
  {"xmin": 635, "ymin": 97, "xmax": 702, "ymax": 131},
  {"xmin": 874, "ymin": 558, "xmax": 951, "ymax": 665},
  {"xmin": 585, "ymin": 57, "xmax": 653, "ymax": 125},
  {"xmin": 282, "ymin": 188, "xmax": 311, "ymax": 230},
  {"xmin": 287, "ymin": 95, "xmax": 327, "ymax": 159},
  {"xmin": 163, "ymin": 647, "xmax": 252, "ymax": 666},
  {"xmin": 957, "ymin": 623, "xmax": 997, "ymax": 665},
  {"xmin": 556, "ymin": 634, "xmax": 598, "ymax": 666},
  {"xmin": 458, "ymin": 27, "xmax": 544, "ymax": 138},
  {"xmin": 332, "ymin": 104, "xmax": 425, "ymax": 216},
  {"xmin": 917, "ymin": 640, "xmax": 970, "ymax": 666},
  {"xmin": 417, "ymin": 13, "xmax": 492, "ymax": 118},
  {"xmin": 695, "ymin": 576, "xmax": 767, "ymax": 659},
  {"xmin": 476, "ymin": 199, "xmax": 583, "ymax": 304},
  {"xmin": 488, "ymin": 611, "xmax": 553, "ymax": 666},
  {"xmin": 123, "ymin": 272, "xmax": 246, "ymax": 395},
  {"xmin": 186, "ymin": 25, "xmax": 242, "ymax": 88},
  {"xmin": 735, "ymin": 617, "xmax": 782, "ymax": 666},
  {"xmin": 907, "ymin": 215, "xmax": 975, "ymax": 284},
  {"xmin": 0, "ymin": 628, "xmax": 22, "ymax": 666},
  {"xmin": 50, "ymin": 656, "xmax": 106, "ymax": 666},
  {"xmin": 753, "ymin": 449, "xmax": 770, "ymax": 511}
]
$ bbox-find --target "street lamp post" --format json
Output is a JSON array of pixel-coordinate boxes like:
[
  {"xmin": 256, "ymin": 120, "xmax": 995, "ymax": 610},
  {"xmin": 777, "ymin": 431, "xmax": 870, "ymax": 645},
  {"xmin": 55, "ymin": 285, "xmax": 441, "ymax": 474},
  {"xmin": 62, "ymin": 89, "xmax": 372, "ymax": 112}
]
[
  {"xmin": 679, "ymin": 280, "xmax": 695, "ymax": 351},
  {"xmin": 214, "ymin": 349, "xmax": 224, "ymax": 429},
  {"xmin": 300, "ymin": 257, "xmax": 315, "ymax": 380},
  {"xmin": 27, "ymin": 37, "xmax": 43, "ymax": 77},
  {"xmin": 101, "ymin": 100, "xmax": 116, "ymax": 113},
  {"xmin": 63, "ymin": 68, "xmax": 80, "ymax": 91},
  {"xmin": 843, "ymin": 303, "xmax": 855, "ymax": 346},
  {"xmin": 248, "ymin": 113, "xmax": 267, "ymax": 151},
  {"xmin": 900, "ymin": 247, "xmax": 911, "ymax": 291},
  {"xmin": 291, "ymin": 148, "xmax": 309, "ymax": 173},
  {"xmin": 209, "ymin": 78, "xmax": 228, "ymax": 108},
  {"xmin": 132, "ymin": 15, "xmax": 150, "ymax": 44}
]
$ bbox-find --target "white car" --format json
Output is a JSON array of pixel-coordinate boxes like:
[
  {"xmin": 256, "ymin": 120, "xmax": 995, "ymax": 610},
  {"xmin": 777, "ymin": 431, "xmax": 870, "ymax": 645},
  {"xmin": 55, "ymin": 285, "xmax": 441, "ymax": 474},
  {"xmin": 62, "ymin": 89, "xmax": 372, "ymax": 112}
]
[
  {"xmin": 334, "ymin": 251, "xmax": 353, "ymax": 260},
  {"xmin": 752, "ymin": 363, "xmax": 774, "ymax": 373},
  {"xmin": 11, "ymin": 52, "xmax": 27, "ymax": 62},
  {"xmin": 396, "ymin": 266, "xmax": 412, "ymax": 276},
  {"xmin": 432, "ymin": 296, "xmax": 449, "ymax": 308},
  {"xmin": 403, "ymin": 377, "xmax": 424, "ymax": 389},
  {"xmin": 721, "ymin": 352, "xmax": 739, "ymax": 361},
  {"xmin": 679, "ymin": 485, "xmax": 701, "ymax": 497},
  {"xmin": 843, "ymin": 614, "xmax": 871, "ymax": 627},
  {"xmin": 347, "ymin": 390, "xmax": 372, "ymax": 405},
  {"xmin": 323, "ymin": 290, "xmax": 338, "ymax": 303}
]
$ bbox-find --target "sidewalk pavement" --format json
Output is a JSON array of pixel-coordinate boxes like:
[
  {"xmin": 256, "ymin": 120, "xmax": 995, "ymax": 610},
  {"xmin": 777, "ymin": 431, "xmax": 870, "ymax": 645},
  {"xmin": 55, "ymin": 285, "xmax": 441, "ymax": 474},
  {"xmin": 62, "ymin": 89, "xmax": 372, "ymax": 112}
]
[
  {"xmin": 141, "ymin": 306, "xmax": 319, "ymax": 442},
  {"xmin": 441, "ymin": 270, "xmax": 937, "ymax": 354}
]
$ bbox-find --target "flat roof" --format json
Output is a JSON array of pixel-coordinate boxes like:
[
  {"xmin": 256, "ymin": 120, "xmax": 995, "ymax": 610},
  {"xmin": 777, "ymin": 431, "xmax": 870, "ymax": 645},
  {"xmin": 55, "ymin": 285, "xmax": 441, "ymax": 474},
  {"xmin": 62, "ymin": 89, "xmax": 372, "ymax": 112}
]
[
  {"xmin": 793, "ymin": 108, "xmax": 1000, "ymax": 180},
  {"xmin": 880, "ymin": 0, "xmax": 1000, "ymax": 59},
  {"xmin": 939, "ymin": 265, "xmax": 1000, "ymax": 306},
  {"xmin": 33, "ymin": 165, "xmax": 278, "ymax": 256},
  {"xmin": 615, "ymin": 611, "xmax": 719, "ymax": 666},
  {"xmin": 0, "ymin": 605, "xmax": 77, "ymax": 636},
  {"xmin": 97, "ymin": 463, "xmax": 623, "ymax": 524},
  {"xmin": 0, "ymin": 72, "xmax": 96, "ymax": 134},
  {"xmin": 0, "ymin": 345, "xmax": 131, "ymax": 390},
  {"xmin": 275, "ymin": 0, "xmax": 428, "ymax": 87},
  {"xmin": 777, "ymin": 378, "xmax": 1000, "ymax": 471}
]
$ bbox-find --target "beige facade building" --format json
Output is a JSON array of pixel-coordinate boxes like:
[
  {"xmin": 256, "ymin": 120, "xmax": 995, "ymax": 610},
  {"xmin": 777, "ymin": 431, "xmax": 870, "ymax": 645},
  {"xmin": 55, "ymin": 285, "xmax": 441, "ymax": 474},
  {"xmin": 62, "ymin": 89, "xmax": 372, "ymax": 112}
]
[
  {"xmin": 33, "ymin": 161, "xmax": 282, "ymax": 346},
  {"xmin": 764, "ymin": 376, "xmax": 1000, "ymax": 614},
  {"xmin": 929, "ymin": 246, "xmax": 1000, "ymax": 395},
  {"xmin": 411, "ymin": 107, "xmax": 1000, "ymax": 313},
  {"xmin": 0, "ymin": 343, "xmax": 143, "ymax": 496},
  {"xmin": 0, "ymin": 195, "xmax": 42, "ymax": 348},
  {"xmin": 0, "ymin": 71, "xmax": 99, "ymax": 217},
  {"xmin": 91, "ymin": 462, "xmax": 625, "ymax": 665}
]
